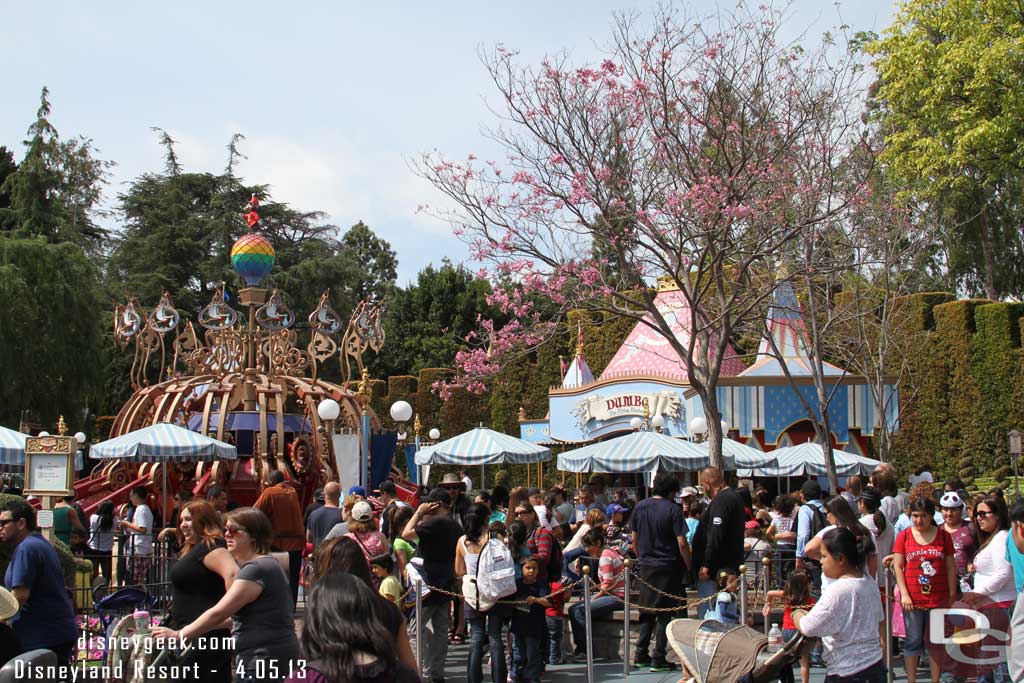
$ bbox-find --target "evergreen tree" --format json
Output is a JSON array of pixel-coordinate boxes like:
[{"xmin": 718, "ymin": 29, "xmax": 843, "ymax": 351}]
[{"xmin": 0, "ymin": 88, "xmax": 113, "ymax": 254}]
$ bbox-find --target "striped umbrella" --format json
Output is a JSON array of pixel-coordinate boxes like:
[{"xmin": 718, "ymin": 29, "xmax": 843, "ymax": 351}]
[
  {"xmin": 91, "ymin": 423, "xmax": 237, "ymax": 462},
  {"xmin": 557, "ymin": 430, "xmax": 712, "ymax": 473},
  {"xmin": 737, "ymin": 442, "xmax": 879, "ymax": 478},
  {"xmin": 0, "ymin": 426, "xmax": 27, "ymax": 467},
  {"xmin": 415, "ymin": 426, "xmax": 550, "ymax": 466},
  {"xmin": 0, "ymin": 426, "xmax": 85, "ymax": 470}
]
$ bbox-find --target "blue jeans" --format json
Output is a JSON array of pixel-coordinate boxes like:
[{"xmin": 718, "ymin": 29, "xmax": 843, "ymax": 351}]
[
  {"xmin": 569, "ymin": 595, "xmax": 623, "ymax": 653},
  {"xmin": 546, "ymin": 616, "xmax": 563, "ymax": 663},
  {"xmin": 467, "ymin": 612, "xmax": 508, "ymax": 683},
  {"xmin": 562, "ymin": 546, "xmax": 587, "ymax": 582},
  {"xmin": 512, "ymin": 634, "xmax": 543, "ymax": 683}
]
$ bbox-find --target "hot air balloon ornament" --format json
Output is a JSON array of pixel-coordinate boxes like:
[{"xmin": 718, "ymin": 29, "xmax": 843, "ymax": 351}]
[{"xmin": 231, "ymin": 194, "xmax": 275, "ymax": 287}]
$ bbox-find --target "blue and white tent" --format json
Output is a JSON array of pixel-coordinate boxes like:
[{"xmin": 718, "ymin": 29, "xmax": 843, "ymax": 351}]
[
  {"xmin": 736, "ymin": 442, "xmax": 879, "ymax": 478},
  {"xmin": 415, "ymin": 426, "xmax": 550, "ymax": 466},
  {"xmin": 0, "ymin": 426, "xmax": 27, "ymax": 467},
  {"xmin": 557, "ymin": 431, "xmax": 711, "ymax": 473},
  {"xmin": 91, "ymin": 423, "xmax": 237, "ymax": 462},
  {"xmin": 698, "ymin": 437, "xmax": 778, "ymax": 470},
  {"xmin": 557, "ymin": 431, "xmax": 778, "ymax": 474},
  {"xmin": 0, "ymin": 426, "xmax": 85, "ymax": 470}
]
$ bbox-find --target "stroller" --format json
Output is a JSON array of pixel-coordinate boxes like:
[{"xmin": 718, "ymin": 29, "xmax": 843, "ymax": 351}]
[{"xmin": 667, "ymin": 619, "xmax": 815, "ymax": 683}]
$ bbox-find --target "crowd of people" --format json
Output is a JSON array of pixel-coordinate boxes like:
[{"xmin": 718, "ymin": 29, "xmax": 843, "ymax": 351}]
[{"xmin": 0, "ymin": 461, "xmax": 1022, "ymax": 682}]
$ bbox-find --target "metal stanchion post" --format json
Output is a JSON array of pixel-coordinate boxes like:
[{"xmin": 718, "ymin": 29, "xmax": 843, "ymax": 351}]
[
  {"xmin": 738, "ymin": 565, "xmax": 748, "ymax": 625},
  {"xmin": 583, "ymin": 565, "xmax": 595, "ymax": 683},
  {"xmin": 762, "ymin": 557, "xmax": 772, "ymax": 636},
  {"xmin": 883, "ymin": 564, "xmax": 893, "ymax": 683},
  {"xmin": 623, "ymin": 559, "xmax": 631, "ymax": 678},
  {"xmin": 415, "ymin": 579, "xmax": 423, "ymax": 678}
]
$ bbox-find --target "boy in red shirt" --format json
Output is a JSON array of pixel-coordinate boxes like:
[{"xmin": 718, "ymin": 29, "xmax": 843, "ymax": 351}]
[{"xmin": 546, "ymin": 577, "xmax": 568, "ymax": 665}]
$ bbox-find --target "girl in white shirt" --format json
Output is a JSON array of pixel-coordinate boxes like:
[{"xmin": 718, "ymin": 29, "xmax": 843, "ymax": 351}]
[{"xmin": 792, "ymin": 527, "xmax": 884, "ymax": 682}]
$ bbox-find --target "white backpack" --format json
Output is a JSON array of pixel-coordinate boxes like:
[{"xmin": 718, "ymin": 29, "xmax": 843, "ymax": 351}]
[{"xmin": 465, "ymin": 538, "xmax": 517, "ymax": 611}]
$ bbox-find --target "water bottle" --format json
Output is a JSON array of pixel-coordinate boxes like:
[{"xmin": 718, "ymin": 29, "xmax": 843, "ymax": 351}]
[
  {"xmin": 132, "ymin": 609, "xmax": 151, "ymax": 635},
  {"xmin": 767, "ymin": 623, "xmax": 783, "ymax": 653}
]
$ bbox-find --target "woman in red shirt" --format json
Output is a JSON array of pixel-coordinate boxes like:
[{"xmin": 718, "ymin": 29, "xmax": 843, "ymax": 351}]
[{"xmin": 892, "ymin": 497, "xmax": 957, "ymax": 683}]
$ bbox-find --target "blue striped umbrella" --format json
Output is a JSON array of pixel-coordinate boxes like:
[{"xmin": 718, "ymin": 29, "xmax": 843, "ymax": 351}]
[
  {"xmin": 91, "ymin": 423, "xmax": 237, "ymax": 462},
  {"xmin": 415, "ymin": 426, "xmax": 550, "ymax": 466},
  {"xmin": 0, "ymin": 426, "xmax": 27, "ymax": 467},
  {"xmin": 736, "ymin": 442, "xmax": 878, "ymax": 478},
  {"xmin": 0, "ymin": 426, "xmax": 85, "ymax": 470},
  {"xmin": 557, "ymin": 430, "xmax": 713, "ymax": 473}
]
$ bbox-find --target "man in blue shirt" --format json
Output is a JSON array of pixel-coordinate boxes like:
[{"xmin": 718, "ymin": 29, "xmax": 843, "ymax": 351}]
[
  {"xmin": 794, "ymin": 480, "xmax": 826, "ymax": 589},
  {"xmin": 1, "ymin": 499, "xmax": 78, "ymax": 662}
]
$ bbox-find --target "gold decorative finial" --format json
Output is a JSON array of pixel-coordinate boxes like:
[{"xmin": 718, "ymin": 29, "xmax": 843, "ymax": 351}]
[
  {"xmin": 414, "ymin": 414, "xmax": 422, "ymax": 437},
  {"xmin": 56, "ymin": 415, "xmax": 69, "ymax": 436},
  {"xmin": 357, "ymin": 368, "xmax": 371, "ymax": 403},
  {"xmin": 643, "ymin": 399, "xmax": 650, "ymax": 421}
]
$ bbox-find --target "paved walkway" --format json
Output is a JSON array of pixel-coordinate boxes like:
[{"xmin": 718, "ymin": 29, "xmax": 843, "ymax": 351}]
[{"xmin": 438, "ymin": 642, "xmax": 916, "ymax": 682}]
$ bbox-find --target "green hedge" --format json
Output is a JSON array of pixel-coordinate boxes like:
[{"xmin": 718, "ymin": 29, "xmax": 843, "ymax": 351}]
[{"xmin": 415, "ymin": 368, "xmax": 448, "ymax": 434}]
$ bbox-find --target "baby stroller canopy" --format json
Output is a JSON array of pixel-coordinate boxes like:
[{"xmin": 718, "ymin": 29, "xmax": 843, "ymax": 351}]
[{"xmin": 667, "ymin": 618, "xmax": 811, "ymax": 683}]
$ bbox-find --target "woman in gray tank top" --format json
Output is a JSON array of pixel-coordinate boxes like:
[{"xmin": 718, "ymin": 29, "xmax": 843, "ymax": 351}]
[{"xmin": 153, "ymin": 507, "xmax": 300, "ymax": 682}]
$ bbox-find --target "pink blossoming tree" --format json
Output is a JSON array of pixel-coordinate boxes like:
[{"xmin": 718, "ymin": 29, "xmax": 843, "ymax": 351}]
[{"xmin": 418, "ymin": 6, "xmax": 881, "ymax": 469}]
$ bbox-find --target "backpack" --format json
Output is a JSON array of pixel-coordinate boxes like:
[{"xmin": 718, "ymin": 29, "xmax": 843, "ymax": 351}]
[
  {"xmin": 808, "ymin": 501, "xmax": 828, "ymax": 540},
  {"xmin": 469, "ymin": 538, "xmax": 517, "ymax": 609}
]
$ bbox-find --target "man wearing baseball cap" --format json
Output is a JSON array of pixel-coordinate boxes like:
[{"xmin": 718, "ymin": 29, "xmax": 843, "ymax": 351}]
[{"xmin": 402, "ymin": 487, "xmax": 462, "ymax": 683}]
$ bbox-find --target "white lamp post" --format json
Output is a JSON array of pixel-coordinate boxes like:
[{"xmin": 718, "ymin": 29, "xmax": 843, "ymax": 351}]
[
  {"xmin": 429, "ymin": 428, "xmax": 441, "ymax": 441},
  {"xmin": 651, "ymin": 414, "xmax": 666, "ymax": 431},
  {"xmin": 317, "ymin": 399, "xmax": 341, "ymax": 481},
  {"xmin": 630, "ymin": 417, "xmax": 644, "ymax": 431},
  {"xmin": 74, "ymin": 432, "xmax": 87, "ymax": 445},
  {"xmin": 688, "ymin": 417, "xmax": 707, "ymax": 442}
]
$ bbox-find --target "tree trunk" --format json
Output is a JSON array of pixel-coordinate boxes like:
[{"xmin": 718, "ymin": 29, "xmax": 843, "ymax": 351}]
[
  {"xmin": 702, "ymin": 393, "xmax": 725, "ymax": 471},
  {"xmin": 817, "ymin": 412, "xmax": 840, "ymax": 495},
  {"xmin": 978, "ymin": 207, "xmax": 999, "ymax": 300}
]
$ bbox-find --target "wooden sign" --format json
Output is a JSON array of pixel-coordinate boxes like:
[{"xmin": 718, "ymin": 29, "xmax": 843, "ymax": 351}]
[{"xmin": 24, "ymin": 435, "xmax": 75, "ymax": 497}]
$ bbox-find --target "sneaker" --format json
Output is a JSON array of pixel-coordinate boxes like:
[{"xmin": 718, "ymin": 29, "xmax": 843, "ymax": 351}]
[
  {"xmin": 650, "ymin": 661, "xmax": 677, "ymax": 673},
  {"xmin": 633, "ymin": 656, "xmax": 652, "ymax": 669},
  {"xmin": 549, "ymin": 656, "xmax": 564, "ymax": 666}
]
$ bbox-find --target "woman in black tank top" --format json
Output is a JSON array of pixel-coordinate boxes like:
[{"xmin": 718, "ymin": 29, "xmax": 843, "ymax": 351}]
[{"xmin": 165, "ymin": 500, "xmax": 238, "ymax": 683}]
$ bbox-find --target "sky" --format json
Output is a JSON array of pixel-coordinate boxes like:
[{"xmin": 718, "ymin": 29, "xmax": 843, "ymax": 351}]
[{"xmin": 2, "ymin": 0, "xmax": 896, "ymax": 286}]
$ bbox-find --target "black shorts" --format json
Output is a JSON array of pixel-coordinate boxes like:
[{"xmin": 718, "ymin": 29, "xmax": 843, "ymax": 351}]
[{"xmin": 637, "ymin": 564, "xmax": 685, "ymax": 610}]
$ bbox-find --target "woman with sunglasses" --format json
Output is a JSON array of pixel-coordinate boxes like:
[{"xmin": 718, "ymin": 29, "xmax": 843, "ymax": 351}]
[
  {"xmin": 971, "ymin": 496, "xmax": 1014, "ymax": 683},
  {"xmin": 154, "ymin": 507, "xmax": 299, "ymax": 682},
  {"xmin": 892, "ymin": 497, "xmax": 956, "ymax": 683}
]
